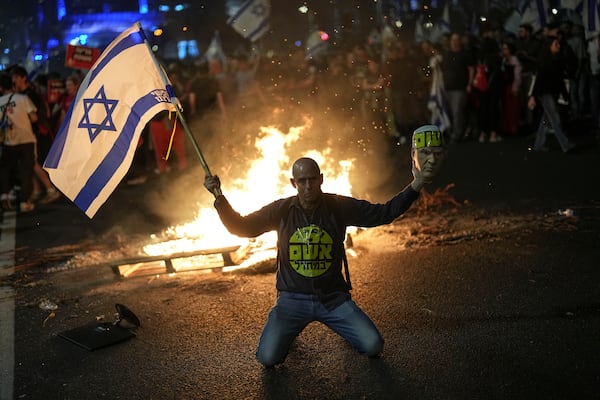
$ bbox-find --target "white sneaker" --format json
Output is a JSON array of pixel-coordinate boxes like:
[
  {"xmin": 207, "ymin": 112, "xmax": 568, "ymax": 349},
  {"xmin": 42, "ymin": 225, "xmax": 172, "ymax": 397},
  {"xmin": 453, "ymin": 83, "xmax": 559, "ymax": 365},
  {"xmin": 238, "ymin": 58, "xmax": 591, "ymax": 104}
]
[{"xmin": 489, "ymin": 133, "xmax": 502, "ymax": 143}]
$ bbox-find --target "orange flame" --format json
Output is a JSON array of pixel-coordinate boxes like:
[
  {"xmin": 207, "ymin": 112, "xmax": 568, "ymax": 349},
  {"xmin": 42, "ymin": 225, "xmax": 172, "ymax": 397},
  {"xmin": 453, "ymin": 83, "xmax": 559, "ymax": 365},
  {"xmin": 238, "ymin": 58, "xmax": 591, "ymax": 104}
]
[{"xmin": 143, "ymin": 122, "xmax": 354, "ymax": 270}]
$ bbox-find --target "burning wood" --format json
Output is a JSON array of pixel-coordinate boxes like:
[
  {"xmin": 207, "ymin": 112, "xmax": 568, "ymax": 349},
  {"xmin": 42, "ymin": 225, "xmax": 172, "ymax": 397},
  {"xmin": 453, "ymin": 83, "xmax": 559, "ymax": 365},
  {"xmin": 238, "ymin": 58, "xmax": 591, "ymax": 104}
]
[
  {"xmin": 415, "ymin": 183, "xmax": 464, "ymax": 213},
  {"xmin": 110, "ymin": 245, "xmax": 241, "ymax": 277},
  {"xmin": 123, "ymin": 124, "xmax": 357, "ymax": 276},
  {"xmin": 13, "ymin": 121, "xmax": 439, "ymax": 278}
]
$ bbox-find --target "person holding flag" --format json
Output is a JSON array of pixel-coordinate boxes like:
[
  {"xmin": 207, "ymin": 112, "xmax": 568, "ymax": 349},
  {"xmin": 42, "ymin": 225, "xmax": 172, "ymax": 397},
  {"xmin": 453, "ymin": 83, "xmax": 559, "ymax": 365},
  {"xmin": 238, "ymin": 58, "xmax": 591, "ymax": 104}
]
[{"xmin": 203, "ymin": 125, "xmax": 447, "ymax": 367}]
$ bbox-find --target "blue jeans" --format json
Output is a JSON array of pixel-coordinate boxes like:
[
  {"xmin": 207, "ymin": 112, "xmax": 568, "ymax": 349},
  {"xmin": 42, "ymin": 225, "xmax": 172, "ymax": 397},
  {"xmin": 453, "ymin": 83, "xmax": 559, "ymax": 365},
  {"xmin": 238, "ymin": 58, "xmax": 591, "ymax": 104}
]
[
  {"xmin": 445, "ymin": 89, "xmax": 468, "ymax": 141},
  {"xmin": 256, "ymin": 291, "xmax": 384, "ymax": 367},
  {"xmin": 534, "ymin": 94, "xmax": 572, "ymax": 152}
]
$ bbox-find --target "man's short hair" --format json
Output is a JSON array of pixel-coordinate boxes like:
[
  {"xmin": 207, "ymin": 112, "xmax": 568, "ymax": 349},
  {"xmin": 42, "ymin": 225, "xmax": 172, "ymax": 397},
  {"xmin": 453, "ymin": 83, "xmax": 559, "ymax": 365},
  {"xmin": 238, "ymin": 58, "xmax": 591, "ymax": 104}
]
[
  {"xmin": 9, "ymin": 65, "xmax": 28, "ymax": 79},
  {"xmin": 519, "ymin": 24, "xmax": 533, "ymax": 34}
]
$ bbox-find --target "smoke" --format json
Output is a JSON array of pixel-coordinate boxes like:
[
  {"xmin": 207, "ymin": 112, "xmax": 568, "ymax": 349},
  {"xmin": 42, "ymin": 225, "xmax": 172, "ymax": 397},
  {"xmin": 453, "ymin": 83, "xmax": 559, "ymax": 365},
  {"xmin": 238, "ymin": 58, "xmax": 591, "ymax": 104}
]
[
  {"xmin": 187, "ymin": 99, "xmax": 413, "ymax": 204},
  {"xmin": 133, "ymin": 60, "xmax": 417, "ymax": 231}
]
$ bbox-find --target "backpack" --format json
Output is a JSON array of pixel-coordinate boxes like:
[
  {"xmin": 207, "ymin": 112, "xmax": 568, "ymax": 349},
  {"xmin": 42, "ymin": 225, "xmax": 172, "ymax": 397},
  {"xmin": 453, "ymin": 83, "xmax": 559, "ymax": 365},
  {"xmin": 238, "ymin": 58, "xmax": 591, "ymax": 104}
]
[
  {"xmin": 473, "ymin": 63, "xmax": 489, "ymax": 92},
  {"xmin": 278, "ymin": 195, "xmax": 352, "ymax": 290}
]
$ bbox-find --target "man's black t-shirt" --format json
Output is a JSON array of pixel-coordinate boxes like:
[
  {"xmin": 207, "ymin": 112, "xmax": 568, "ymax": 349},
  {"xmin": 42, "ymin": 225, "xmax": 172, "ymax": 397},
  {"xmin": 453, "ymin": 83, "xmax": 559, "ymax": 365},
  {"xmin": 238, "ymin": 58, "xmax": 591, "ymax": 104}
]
[
  {"xmin": 442, "ymin": 49, "xmax": 475, "ymax": 91},
  {"xmin": 213, "ymin": 186, "xmax": 419, "ymax": 300}
]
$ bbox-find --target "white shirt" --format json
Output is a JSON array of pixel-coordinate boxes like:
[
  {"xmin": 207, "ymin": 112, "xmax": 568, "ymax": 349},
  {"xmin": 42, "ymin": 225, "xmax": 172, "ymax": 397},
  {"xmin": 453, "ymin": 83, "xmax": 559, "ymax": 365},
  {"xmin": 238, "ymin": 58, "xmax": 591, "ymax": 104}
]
[{"xmin": 0, "ymin": 92, "xmax": 37, "ymax": 145}]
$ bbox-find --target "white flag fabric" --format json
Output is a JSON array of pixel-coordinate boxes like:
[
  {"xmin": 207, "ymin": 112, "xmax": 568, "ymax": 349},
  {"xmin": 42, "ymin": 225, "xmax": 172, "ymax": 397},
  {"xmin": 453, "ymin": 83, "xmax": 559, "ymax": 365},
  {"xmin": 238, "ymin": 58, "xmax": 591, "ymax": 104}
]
[
  {"xmin": 519, "ymin": 0, "xmax": 549, "ymax": 32},
  {"xmin": 558, "ymin": 0, "xmax": 583, "ymax": 10},
  {"xmin": 227, "ymin": 0, "xmax": 270, "ymax": 42},
  {"xmin": 504, "ymin": 10, "xmax": 522, "ymax": 33},
  {"xmin": 414, "ymin": 16, "xmax": 425, "ymax": 44},
  {"xmin": 430, "ymin": 3, "xmax": 451, "ymax": 44},
  {"xmin": 204, "ymin": 30, "xmax": 227, "ymax": 66},
  {"xmin": 471, "ymin": 12, "xmax": 481, "ymax": 36},
  {"xmin": 427, "ymin": 54, "xmax": 451, "ymax": 134},
  {"xmin": 43, "ymin": 23, "xmax": 175, "ymax": 218},
  {"xmin": 305, "ymin": 30, "xmax": 329, "ymax": 60},
  {"xmin": 583, "ymin": 0, "xmax": 600, "ymax": 39}
]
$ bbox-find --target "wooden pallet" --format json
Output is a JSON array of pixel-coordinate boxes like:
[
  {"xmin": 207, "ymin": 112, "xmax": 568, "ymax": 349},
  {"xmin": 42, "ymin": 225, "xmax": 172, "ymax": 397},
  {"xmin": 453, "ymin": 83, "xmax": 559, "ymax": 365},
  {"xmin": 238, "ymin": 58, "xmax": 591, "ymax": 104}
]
[{"xmin": 108, "ymin": 245, "xmax": 241, "ymax": 277}]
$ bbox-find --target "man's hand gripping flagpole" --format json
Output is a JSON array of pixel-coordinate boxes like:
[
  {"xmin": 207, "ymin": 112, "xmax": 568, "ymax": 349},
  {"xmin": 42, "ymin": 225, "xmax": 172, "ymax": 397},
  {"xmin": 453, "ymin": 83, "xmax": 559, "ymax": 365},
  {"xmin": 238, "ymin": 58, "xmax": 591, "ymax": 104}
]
[{"xmin": 139, "ymin": 22, "xmax": 222, "ymax": 198}]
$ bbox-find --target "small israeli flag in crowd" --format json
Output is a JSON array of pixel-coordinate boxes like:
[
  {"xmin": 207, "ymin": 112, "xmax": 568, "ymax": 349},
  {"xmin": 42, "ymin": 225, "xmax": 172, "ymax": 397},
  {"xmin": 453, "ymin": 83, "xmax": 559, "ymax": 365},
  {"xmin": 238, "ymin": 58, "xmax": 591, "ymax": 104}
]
[
  {"xmin": 227, "ymin": 0, "xmax": 270, "ymax": 42},
  {"xmin": 430, "ymin": 3, "xmax": 450, "ymax": 44},
  {"xmin": 558, "ymin": 0, "xmax": 583, "ymax": 10},
  {"xmin": 44, "ymin": 23, "xmax": 175, "ymax": 218},
  {"xmin": 414, "ymin": 15, "xmax": 425, "ymax": 44},
  {"xmin": 583, "ymin": 0, "xmax": 600, "ymax": 39},
  {"xmin": 518, "ymin": 0, "xmax": 549, "ymax": 31}
]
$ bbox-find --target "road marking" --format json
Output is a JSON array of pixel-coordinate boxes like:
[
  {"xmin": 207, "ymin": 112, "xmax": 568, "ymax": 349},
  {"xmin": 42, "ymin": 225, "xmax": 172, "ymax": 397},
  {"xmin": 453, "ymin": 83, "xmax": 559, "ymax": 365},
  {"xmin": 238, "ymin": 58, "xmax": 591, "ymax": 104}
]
[{"xmin": 0, "ymin": 210, "xmax": 16, "ymax": 400}]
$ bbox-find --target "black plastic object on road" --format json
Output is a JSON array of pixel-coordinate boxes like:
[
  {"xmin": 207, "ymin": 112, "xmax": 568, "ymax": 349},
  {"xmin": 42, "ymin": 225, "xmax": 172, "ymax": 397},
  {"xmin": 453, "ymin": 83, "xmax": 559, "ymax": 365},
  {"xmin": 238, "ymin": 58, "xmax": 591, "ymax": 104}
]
[{"xmin": 58, "ymin": 304, "xmax": 140, "ymax": 351}]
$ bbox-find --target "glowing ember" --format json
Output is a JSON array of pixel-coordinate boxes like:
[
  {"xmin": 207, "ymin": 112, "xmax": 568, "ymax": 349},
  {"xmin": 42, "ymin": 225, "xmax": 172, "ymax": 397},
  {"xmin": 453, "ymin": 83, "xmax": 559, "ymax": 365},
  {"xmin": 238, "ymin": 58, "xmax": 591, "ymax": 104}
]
[{"xmin": 143, "ymin": 122, "xmax": 354, "ymax": 270}]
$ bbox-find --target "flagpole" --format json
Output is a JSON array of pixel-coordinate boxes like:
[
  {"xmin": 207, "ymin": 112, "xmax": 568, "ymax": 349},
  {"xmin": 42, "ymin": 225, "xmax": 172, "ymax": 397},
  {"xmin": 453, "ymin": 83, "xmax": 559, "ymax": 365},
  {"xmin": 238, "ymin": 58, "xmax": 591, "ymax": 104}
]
[{"xmin": 137, "ymin": 22, "xmax": 222, "ymax": 197}]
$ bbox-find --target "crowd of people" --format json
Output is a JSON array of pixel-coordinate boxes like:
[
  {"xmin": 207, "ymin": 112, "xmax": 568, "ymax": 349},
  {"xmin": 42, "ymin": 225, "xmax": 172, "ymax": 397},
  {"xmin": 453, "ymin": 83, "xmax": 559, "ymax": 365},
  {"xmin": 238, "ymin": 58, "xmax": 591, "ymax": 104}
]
[
  {"xmin": 0, "ymin": 67, "xmax": 66, "ymax": 213},
  {"xmin": 1, "ymin": 18, "xmax": 597, "ymax": 212},
  {"xmin": 147, "ymin": 18, "xmax": 596, "ymax": 155}
]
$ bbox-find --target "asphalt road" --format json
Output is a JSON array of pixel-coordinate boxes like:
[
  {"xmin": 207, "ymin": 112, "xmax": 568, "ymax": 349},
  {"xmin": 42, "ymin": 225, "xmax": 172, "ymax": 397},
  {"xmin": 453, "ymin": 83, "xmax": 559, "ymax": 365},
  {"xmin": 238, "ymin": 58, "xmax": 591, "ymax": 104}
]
[{"xmin": 2, "ymin": 131, "xmax": 600, "ymax": 400}]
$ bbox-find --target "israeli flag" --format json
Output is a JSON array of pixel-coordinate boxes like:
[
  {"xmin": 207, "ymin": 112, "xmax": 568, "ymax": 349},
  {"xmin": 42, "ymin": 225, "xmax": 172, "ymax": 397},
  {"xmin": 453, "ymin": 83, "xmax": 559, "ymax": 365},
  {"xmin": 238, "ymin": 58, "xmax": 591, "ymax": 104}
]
[
  {"xmin": 504, "ymin": 10, "xmax": 522, "ymax": 34},
  {"xmin": 427, "ymin": 54, "xmax": 451, "ymax": 134},
  {"xmin": 428, "ymin": 91, "xmax": 451, "ymax": 135},
  {"xmin": 558, "ymin": 0, "xmax": 583, "ymax": 10},
  {"xmin": 430, "ymin": 3, "xmax": 451, "ymax": 43},
  {"xmin": 583, "ymin": 0, "xmax": 600, "ymax": 39},
  {"xmin": 227, "ymin": 0, "xmax": 270, "ymax": 42},
  {"xmin": 414, "ymin": 15, "xmax": 425, "ymax": 44},
  {"xmin": 43, "ymin": 23, "xmax": 175, "ymax": 218},
  {"xmin": 471, "ymin": 12, "xmax": 481, "ymax": 37},
  {"xmin": 204, "ymin": 30, "xmax": 227, "ymax": 66},
  {"xmin": 519, "ymin": 0, "xmax": 549, "ymax": 32}
]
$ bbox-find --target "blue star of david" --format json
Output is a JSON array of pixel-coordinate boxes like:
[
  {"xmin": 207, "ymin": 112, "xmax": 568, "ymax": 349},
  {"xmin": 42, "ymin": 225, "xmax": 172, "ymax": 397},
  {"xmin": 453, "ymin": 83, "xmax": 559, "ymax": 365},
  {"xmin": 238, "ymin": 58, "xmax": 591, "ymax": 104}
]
[{"xmin": 78, "ymin": 86, "xmax": 119, "ymax": 142}]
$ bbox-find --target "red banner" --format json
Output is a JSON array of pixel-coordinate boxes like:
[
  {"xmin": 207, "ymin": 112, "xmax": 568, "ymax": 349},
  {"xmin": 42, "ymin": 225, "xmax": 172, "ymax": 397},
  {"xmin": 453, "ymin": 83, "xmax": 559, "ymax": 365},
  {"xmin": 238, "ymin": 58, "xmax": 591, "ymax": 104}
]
[{"xmin": 65, "ymin": 44, "xmax": 100, "ymax": 70}]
